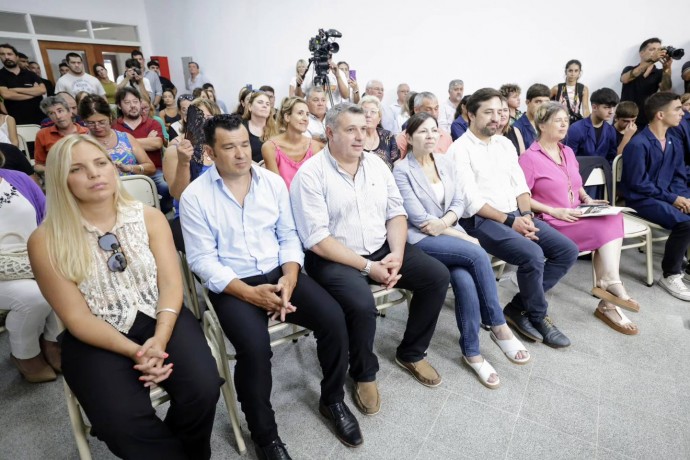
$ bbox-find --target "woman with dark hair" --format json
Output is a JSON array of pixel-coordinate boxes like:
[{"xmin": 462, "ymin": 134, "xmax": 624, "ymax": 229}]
[
  {"xmin": 551, "ymin": 59, "xmax": 591, "ymax": 122},
  {"xmin": 168, "ymin": 94, "xmax": 193, "ymax": 141},
  {"xmin": 0, "ymin": 150, "xmax": 60, "ymax": 383},
  {"xmin": 242, "ymin": 91, "xmax": 278, "ymax": 163},
  {"xmin": 234, "ymin": 86, "xmax": 253, "ymax": 116},
  {"xmin": 93, "ymin": 63, "xmax": 117, "ymax": 105},
  {"xmin": 78, "ymin": 94, "xmax": 155, "ymax": 176},
  {"xmin": 28, "ymin": 134, "xmax": 220, "ymax": 458},
  {"xmin": 519, "ymin": 101, "xmax": 638, "ymax": 335},
  {"xmin": 499, "ymin": 97, "xmax": 525, "ymax": 154},
  {"xmin": 450, "ymin": 95, "xmax": 471, "ymax": 140},
  {"xmin": 394, "ymin": 112, "xmax": 530, "ymax": 389},
  {"xmin": 158, "ymin": 89, "xmax": 180, "ymax": 129}
]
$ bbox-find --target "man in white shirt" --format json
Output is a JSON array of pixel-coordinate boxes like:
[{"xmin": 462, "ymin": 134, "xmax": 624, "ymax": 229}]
[
  {"xmin": 382, "ymin": 83, "xmax": 410, "ymax": 134},
  {"xmin": 290, "ymin": 103, "xmax": 450, "ymax": 417},
  {"xmin": 305, "ymin": 86, "xmax": 327, "ymax": 142},
  {"xmin": 54, "ymin": 52, "xmax": 105, "ymax": 97},
  {"xmin": 448, "ymin": 88, "xmax": 579, "ymax": 349},
  {"xmin": 180, "ymin": 114, "xmax": 363, "ymax": 457},
  {"xmin": 438, "ymin": 79, "xmax": 464, "ymax": 131},
  {"xmin": 185, "ymin": 61, "xmax": 210, "ymax": 92}
]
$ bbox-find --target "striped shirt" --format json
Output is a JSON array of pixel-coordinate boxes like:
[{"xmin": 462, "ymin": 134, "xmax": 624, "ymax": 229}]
[{"xmin": 290, "ymin": 146, "xmax": 407, "ymax": 255}]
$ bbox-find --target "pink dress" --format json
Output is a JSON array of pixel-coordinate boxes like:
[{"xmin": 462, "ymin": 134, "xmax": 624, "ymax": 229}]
[
  {"xmin": 519, "ymin": 142, "xmax": 623, "ymax": 252},
  {"xmin": 272, "ymin": 139, "xmax": 314, "ymax": 189}
]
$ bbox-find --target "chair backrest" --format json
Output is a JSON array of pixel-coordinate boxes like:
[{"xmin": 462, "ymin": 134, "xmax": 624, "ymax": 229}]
[
  {"xmin": 612, "ymin": 155, "xmax": 623, "ymax": 205},
  {"xmin": 120, "ymin": 175, "xmax": 160, "ymax": 209},
  {"xmin": 583, "ymin": 167, "xmax": 608, "ymax": 202},
  {"xmin": 16, "ymin": 134, "xmax": 30, "ymax": 159},
  {"xmin": 16, "ymin": 124, "xmax": 41, "ymax": 143}
]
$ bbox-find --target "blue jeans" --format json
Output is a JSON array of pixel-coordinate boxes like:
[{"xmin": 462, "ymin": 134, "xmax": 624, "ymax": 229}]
[
  {"xmin": 150, "ymin": 168, "xmax": 172, "ymax": 213},
  {"xmin": 461, "ymin": 212, "xmax": 579, "ymax": 322},
  {"xmin": 415, "ymin": 234, "xmax": 505, "ymax": 357}
]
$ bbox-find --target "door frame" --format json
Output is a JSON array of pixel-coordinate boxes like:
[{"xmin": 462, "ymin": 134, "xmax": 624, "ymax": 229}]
[{"xmin": 38, "ymin": 40, "xmax": 140, "ymax": 83}]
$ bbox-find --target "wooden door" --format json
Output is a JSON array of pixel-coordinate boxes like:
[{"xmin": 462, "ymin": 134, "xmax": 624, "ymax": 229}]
[{"xmin": 38, "ymin": 41, "xmax": 140, "ymax": 84}]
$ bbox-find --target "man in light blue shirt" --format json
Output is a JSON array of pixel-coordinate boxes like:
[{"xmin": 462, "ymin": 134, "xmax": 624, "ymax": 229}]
[{"xmin": 179, "ymin": 114, "xmax": 363, "ymax": 458}]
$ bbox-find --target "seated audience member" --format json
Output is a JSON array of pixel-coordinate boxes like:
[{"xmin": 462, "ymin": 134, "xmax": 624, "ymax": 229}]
[
  {"xmin": 566, "ymin": 88, "xmax": 619, "ymax": 163},
  {"xmin": 290, "ymin": 103, "xmax": 450, "ymax": 416},
  {"xmin": 261, "ymin": 96, "xmax": 323, "ymax": 189},
  {"xmin": 180, "ymin": 114, "xmax": 363, "ymax": 457},
  {"xmin": 202, "ymin": 83, "xmax": 228, "ymax": 113},
  {"xmin": 438, "ymin": 79, "xmax": 464, "ymax": 132},
  {"xmin": 79, "ymin": 94, "xmax": 155, "ymax": 177},
  {"xmin": 613, "ymin": 101, "xmax": 639, "ymax": 156},
  {"xmin": 620, "ymin": 37, "xmax": 672, "ymax": 128},
  {"xmin": 34, "ymin": 96, "xmax": 88, "ymax": 172},
  {"xmin": 519, "ymin": 102, "xmax": 639, "ymax": 334},
  {"xmin": 0, "ymin": 109, "xmax": 18, "ymax": 146},
  {"xmin": 448, "ymin": 88, "xmax": 579, "ymax": 348},
  {"xmin": 0, "ymin": 154, "xmax": 60, "ymax": 383},
  {"xmin": 0, "ymin": 43, "xmax": 47, "ymax": 125},
  {"xmin": 500, "ymin": 83, "xmax": 523, "ymax": 126},
  {"xmin": 289, "ymin": 59, "xmax": 308, "ymax": 97},
  {"xmin": 242, "ymin": 91, "xmax": 277, "ymax": 163},
  {"xmin": 394, "ymin": 113, "xmax": 530, "ymax": 389},
  {"xmin": 359, "ymin": 95, "xmax": 399, "ymax": 169},
  {"xmin": 396, "ymin": 92, "xmax": 452, "ymax": 156},
  {"xmin": 163, "ymin": 98, "xmax": 220, "ymax": 251},
  {"xmin": 148, "ymin": 60, "xmax": 176, "ymax": 111},
  {"xmin": 551, "ymin": 59, "xmax": 591, "ymax": 122},
  {"xmin": 141, "ymin": 97, "xmax": 168, "ymax": 143},
  {"xmin": 159, "ymin": 89, "xmax": 180, "ymax": 129},
  {"xmin": 513, "ymin": 84, "xmax": 551, "ymax": 152},
  {"xmin": 499, "ymin": 97, "xmax": 525, "ymax": 154},
  {"xmin": 131, "ymin": 50, "xmax": 162, "ymax": 107},
  {"xmin": 41, "ymin": 91, "xmax": 81, "ymax": 128},
  {"xmin": 305, "ymin": 86, "xmax": 328, "ymax": 143},
  {"xmin": 258, "ymin": 85, "xmax": 276, "ymax": 111},
  {"xmin": 55, "ymin": 52, "xmax": 105, "ymax": 98},
  {"xmin": 29, "ymin": 135, "xmax": 220, "ymax": 459},
  {"xmin": 192, "ymin": 87, "xmax": 212, "ymax": 100},
  {"xmin": 0, "ymin": 143, "xmax": 35, "ymax": 179},
  {"xmin": 168, "ymin": 94, "xmax": 193, "ymax": 140},
  {"xmin": 185, "ymin": 61, "xmax": 210, "ymax": 92},
  {"xmin": 450, "ymin": 95, "xmax": 471, "ymax": 141},
  {"xmin": 93, "ymin": 63, "xmax": 117, "ymax": 105},
  {"xmin": 336, "ymin": 61, "xmax": 360, "ymax": 103},
  {"xmin": 297, "ymin": 59, "xmax": 349, "ymax": 107},
  {"xmin": 112, "ymin": 87, "xmax": 170, "ymax": 211},
  {"xmin": 381, "ymin": 83, "xmax": 410, "ymax": 135},
  {"xmin": 671, "ymin": 94, "xmax": 690, "ymax": 170},
  {"xmin": 621, "ymin": 92, "xmax": 690, "ymax": 300},
  {"xmin": 234, "ymin": 86, "xmax": 252, "ymax": 116},
  {"xmin": 116, "ymin": 59, "xmax": 153, "ymax": 103},
  {"xmin": 28, "ymin": 61, "xmax": 55, "ymax": 97}
]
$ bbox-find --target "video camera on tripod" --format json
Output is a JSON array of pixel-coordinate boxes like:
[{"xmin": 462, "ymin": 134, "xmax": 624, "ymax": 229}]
[{"xmin": 308, "ymin": 28, "xmax": 342, "ymax": 87}]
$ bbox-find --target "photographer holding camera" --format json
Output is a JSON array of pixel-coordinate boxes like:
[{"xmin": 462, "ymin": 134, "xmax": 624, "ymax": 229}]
[
  {"xmin": 620, "ymin": 37, "xmax": 674, "ymax": 128},
  {"xmin": 116, "ymin": 58, "xmax": 153, "ymax": 103}
]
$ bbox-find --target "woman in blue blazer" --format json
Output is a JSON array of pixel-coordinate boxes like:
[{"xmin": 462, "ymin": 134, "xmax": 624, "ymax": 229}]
[{"xmin": 393, "ymin": 113, "xmax": 530, "ymax": 389}]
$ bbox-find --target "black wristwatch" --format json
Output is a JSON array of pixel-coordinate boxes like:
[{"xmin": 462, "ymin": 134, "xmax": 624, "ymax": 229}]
[
  {"xmin": 520, "ymin": 210, "xmax": 535, "ymax": 218},
  {"xmin": 504, "ymin": 213, "xmax": 515, "ymax": 227}
]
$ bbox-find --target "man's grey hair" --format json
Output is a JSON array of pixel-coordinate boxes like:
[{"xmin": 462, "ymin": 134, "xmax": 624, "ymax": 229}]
[
  {"xmin": 448, "ymin": 79, "xmax": 464, "ymax": 90},
  {"xmin": 325, "ymin": 102, "xmax": 364, "ymax": 130},
  {"xmin": 40, "ymin": 95, "xmax": 70, "ymax": 115},
  {"xmin": 305, "ymin": 85, "xmax": 325, "ymax": 99},
  {"xmin": 413, "ymin": 91, "xmax": 438, "ymax": 108},
  {"xmin": 366, "ymin": 80, "xmax": 383, "ymax": 90}
]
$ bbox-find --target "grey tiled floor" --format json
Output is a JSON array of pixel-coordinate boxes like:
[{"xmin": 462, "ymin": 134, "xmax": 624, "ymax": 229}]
[{"xmin": 1, "ymin": 247, "xmax": 689, "ymax": 459}]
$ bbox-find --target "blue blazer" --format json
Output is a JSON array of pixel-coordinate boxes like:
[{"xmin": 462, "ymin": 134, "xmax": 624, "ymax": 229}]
[
  {"xmin": 393, "ymin": 152, "xmax": 467, "ymax": 244},
  {"xmin": 565, "ymin": 117, "xmax": 617, "ymax": 163}
]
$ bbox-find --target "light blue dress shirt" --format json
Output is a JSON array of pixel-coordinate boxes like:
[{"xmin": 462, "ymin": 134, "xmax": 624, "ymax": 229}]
[{"xmin": 179, "ymin": 164, "xmax": 304, "ymax": 294}]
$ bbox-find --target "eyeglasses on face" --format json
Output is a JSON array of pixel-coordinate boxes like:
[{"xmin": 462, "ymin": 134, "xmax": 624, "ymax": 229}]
[
  {"xmin": 85, "ymin": 119, "xmax": 110, "ymax": 128},
  {"xmin": 98, "ymin": 232, "xmax": 127, "ymax": 272}
]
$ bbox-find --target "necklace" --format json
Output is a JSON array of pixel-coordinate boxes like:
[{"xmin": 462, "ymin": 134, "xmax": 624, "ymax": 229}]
[
  {"xmin": 540, "ymin": 143, "xmax": 575, "ymax": 204},
  {"xmin": 96, "ymin": 131, "xmax": 114, "ymax": 148}
]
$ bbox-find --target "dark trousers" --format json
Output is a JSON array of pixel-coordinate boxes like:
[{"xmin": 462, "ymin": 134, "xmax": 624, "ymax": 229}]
[
  {"xmin": 663, "ymin": 221, "xmax": 690, "ymax": 275},
  {"xmin": 209, "ymin": 268, "xmax": 348, "ymax": 446},
  {"xmin": 462, "ymin": 213, "xmax": 579, "ymax": 322},
  {"xmin": 304, "ymin": 242, "xmax": 450, "ymax": 382},
  {"xmin": 61, "ymin": 309, "xmax": 221, "ymax": 460}
]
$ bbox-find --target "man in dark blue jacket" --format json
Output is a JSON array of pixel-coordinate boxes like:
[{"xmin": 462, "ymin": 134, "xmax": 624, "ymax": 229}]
[{"xmin": 566, "ymin": 88, "xmax": 619, "ymax": 163}]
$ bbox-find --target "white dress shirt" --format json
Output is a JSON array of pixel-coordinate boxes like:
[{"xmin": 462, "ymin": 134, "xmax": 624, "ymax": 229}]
[
  {"xmin": 305, "ymin": 113, "xmax": 326, "ymax": 141},
  {"xmin": 179, "ymin": 165, "xmax": 304, "ymax": 294},
  {"xmin": 290, "ymin": 146, "xmax": 407, "ymax": 256},
  {"xmin": 447, "ymin": 130, "xmax": 530, "ymax": 217}
]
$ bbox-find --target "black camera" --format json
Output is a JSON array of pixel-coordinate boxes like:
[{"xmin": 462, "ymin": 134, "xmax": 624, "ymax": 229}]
[
  {"xmin": 308, "ymin": 28, "xmax": 342, "ymax": 87},
  {"xmin": 662, "ymin": 46, "xmax": 685, "ymax": 60}
]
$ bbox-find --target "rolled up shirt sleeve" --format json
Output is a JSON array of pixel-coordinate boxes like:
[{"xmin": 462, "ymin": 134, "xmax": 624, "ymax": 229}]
[
  {"xmin": 383, "ymin": 162, "xmax": 407, "ymax": 221},
  {"xmin": 290, "ymin": 166, "xmax": 332, "ymax": 250}
]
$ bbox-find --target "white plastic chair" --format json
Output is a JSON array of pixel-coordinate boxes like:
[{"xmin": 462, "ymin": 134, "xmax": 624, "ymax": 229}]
[
  {"xmin": 120, "ymin": 175, "xmax": 160, "ymax": 210},
  {"xmin": 15, "ymin": 124, "xmax": 41, "ymax": 144}
]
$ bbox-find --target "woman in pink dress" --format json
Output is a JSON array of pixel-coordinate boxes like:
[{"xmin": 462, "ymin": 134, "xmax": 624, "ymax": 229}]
[
  {"xmin": 518, "ymin": 102, "xmax": 639, "ymax": 335},
  {"xmin": 261, "ymin": 96, "xmax": 324, "ymax": 189}
]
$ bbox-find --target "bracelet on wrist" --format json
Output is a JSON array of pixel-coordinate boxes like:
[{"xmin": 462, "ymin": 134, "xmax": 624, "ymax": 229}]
[{"xmin": 156, "ymin": 308, "xmax": 178, "ymax": 317}]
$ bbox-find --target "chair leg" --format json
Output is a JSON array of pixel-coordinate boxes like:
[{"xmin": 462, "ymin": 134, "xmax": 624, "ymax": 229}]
[
  {"xmin": 63, "ymin": 379, "xmax": 93, "ymax": 460},
  {"xmin": 645, "ymin": 230, "xmax": 654, "ymax": 287},
  {"xmin": 591, "ymin": 252, "xmax": 597, "ymax": 291}
]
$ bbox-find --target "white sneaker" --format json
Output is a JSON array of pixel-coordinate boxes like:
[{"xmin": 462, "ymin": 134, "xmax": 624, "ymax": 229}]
[
  {"xmin": 684, "ymin": 271, "xmax": 690, "ymax": 283},
  {"xmin": 659, "ymin": 274, "xmax": 690, "ymax": 301}
]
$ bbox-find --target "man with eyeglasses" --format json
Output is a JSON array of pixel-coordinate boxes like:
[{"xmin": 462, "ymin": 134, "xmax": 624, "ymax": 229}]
[
  {"xmin": 34, "ymin": 96, "xmax": 88, "ymax": 173},
  {"xmin": 54, "ymin": 52, "xmax": 105, "ymax": 98},
  {"xmin": 112, "ymin": 87, "xmax": 171, "ymax": 212}
]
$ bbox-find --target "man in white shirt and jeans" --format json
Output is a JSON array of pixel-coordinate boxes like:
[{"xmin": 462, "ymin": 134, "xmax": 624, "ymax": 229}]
[
  {"xmin": 449, "ymin": 88, "xmax": 579, "ymax": 348},
  {"xmin": 290, "ymin": 103, "xmax": 450, "ymax": 417}
]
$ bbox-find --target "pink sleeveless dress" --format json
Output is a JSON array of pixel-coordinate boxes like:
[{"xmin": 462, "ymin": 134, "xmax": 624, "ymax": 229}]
[{"xmin": 272, "ymin": 139, "xmax": 314, "ymax": 189}]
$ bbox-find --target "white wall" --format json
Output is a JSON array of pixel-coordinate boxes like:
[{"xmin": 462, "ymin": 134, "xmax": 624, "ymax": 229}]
[{"xmin": 144, "ymin": 0, "xmax": 690, "ymax": 111}]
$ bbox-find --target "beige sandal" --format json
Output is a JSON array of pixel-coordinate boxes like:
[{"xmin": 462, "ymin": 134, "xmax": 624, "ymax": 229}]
[
  {"xmin": 592, "ymin": 280, "xmax": 640, "ymax": 312},
  {"xmin": 594, "ymin": 300, "xmax": 639, "ymax": 335}
]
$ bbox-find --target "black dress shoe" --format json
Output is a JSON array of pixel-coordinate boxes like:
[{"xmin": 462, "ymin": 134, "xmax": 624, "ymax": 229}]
[
  {"xmin": 531, "ymin": 316, "xmax": 571, "ymax": 348},
  {"xmin": 503, "ymin": 303, "xmax": 543, "ymax": 342},
  {"xmin": 319, "ymin": 401, "xmax": 364, "ymax": 447},
  {"xmin": 255, "ymin": 438, "xmax": 292, "ymax": 460}
]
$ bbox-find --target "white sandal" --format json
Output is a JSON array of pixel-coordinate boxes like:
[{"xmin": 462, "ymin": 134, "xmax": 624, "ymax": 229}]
[
  {"xmin": 490, "ymin": 332, "xmax": 531, "ymax": 365},
  {"xmin": 463, "ymin": 356, "xmax": 500, "ymax": 389}
]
